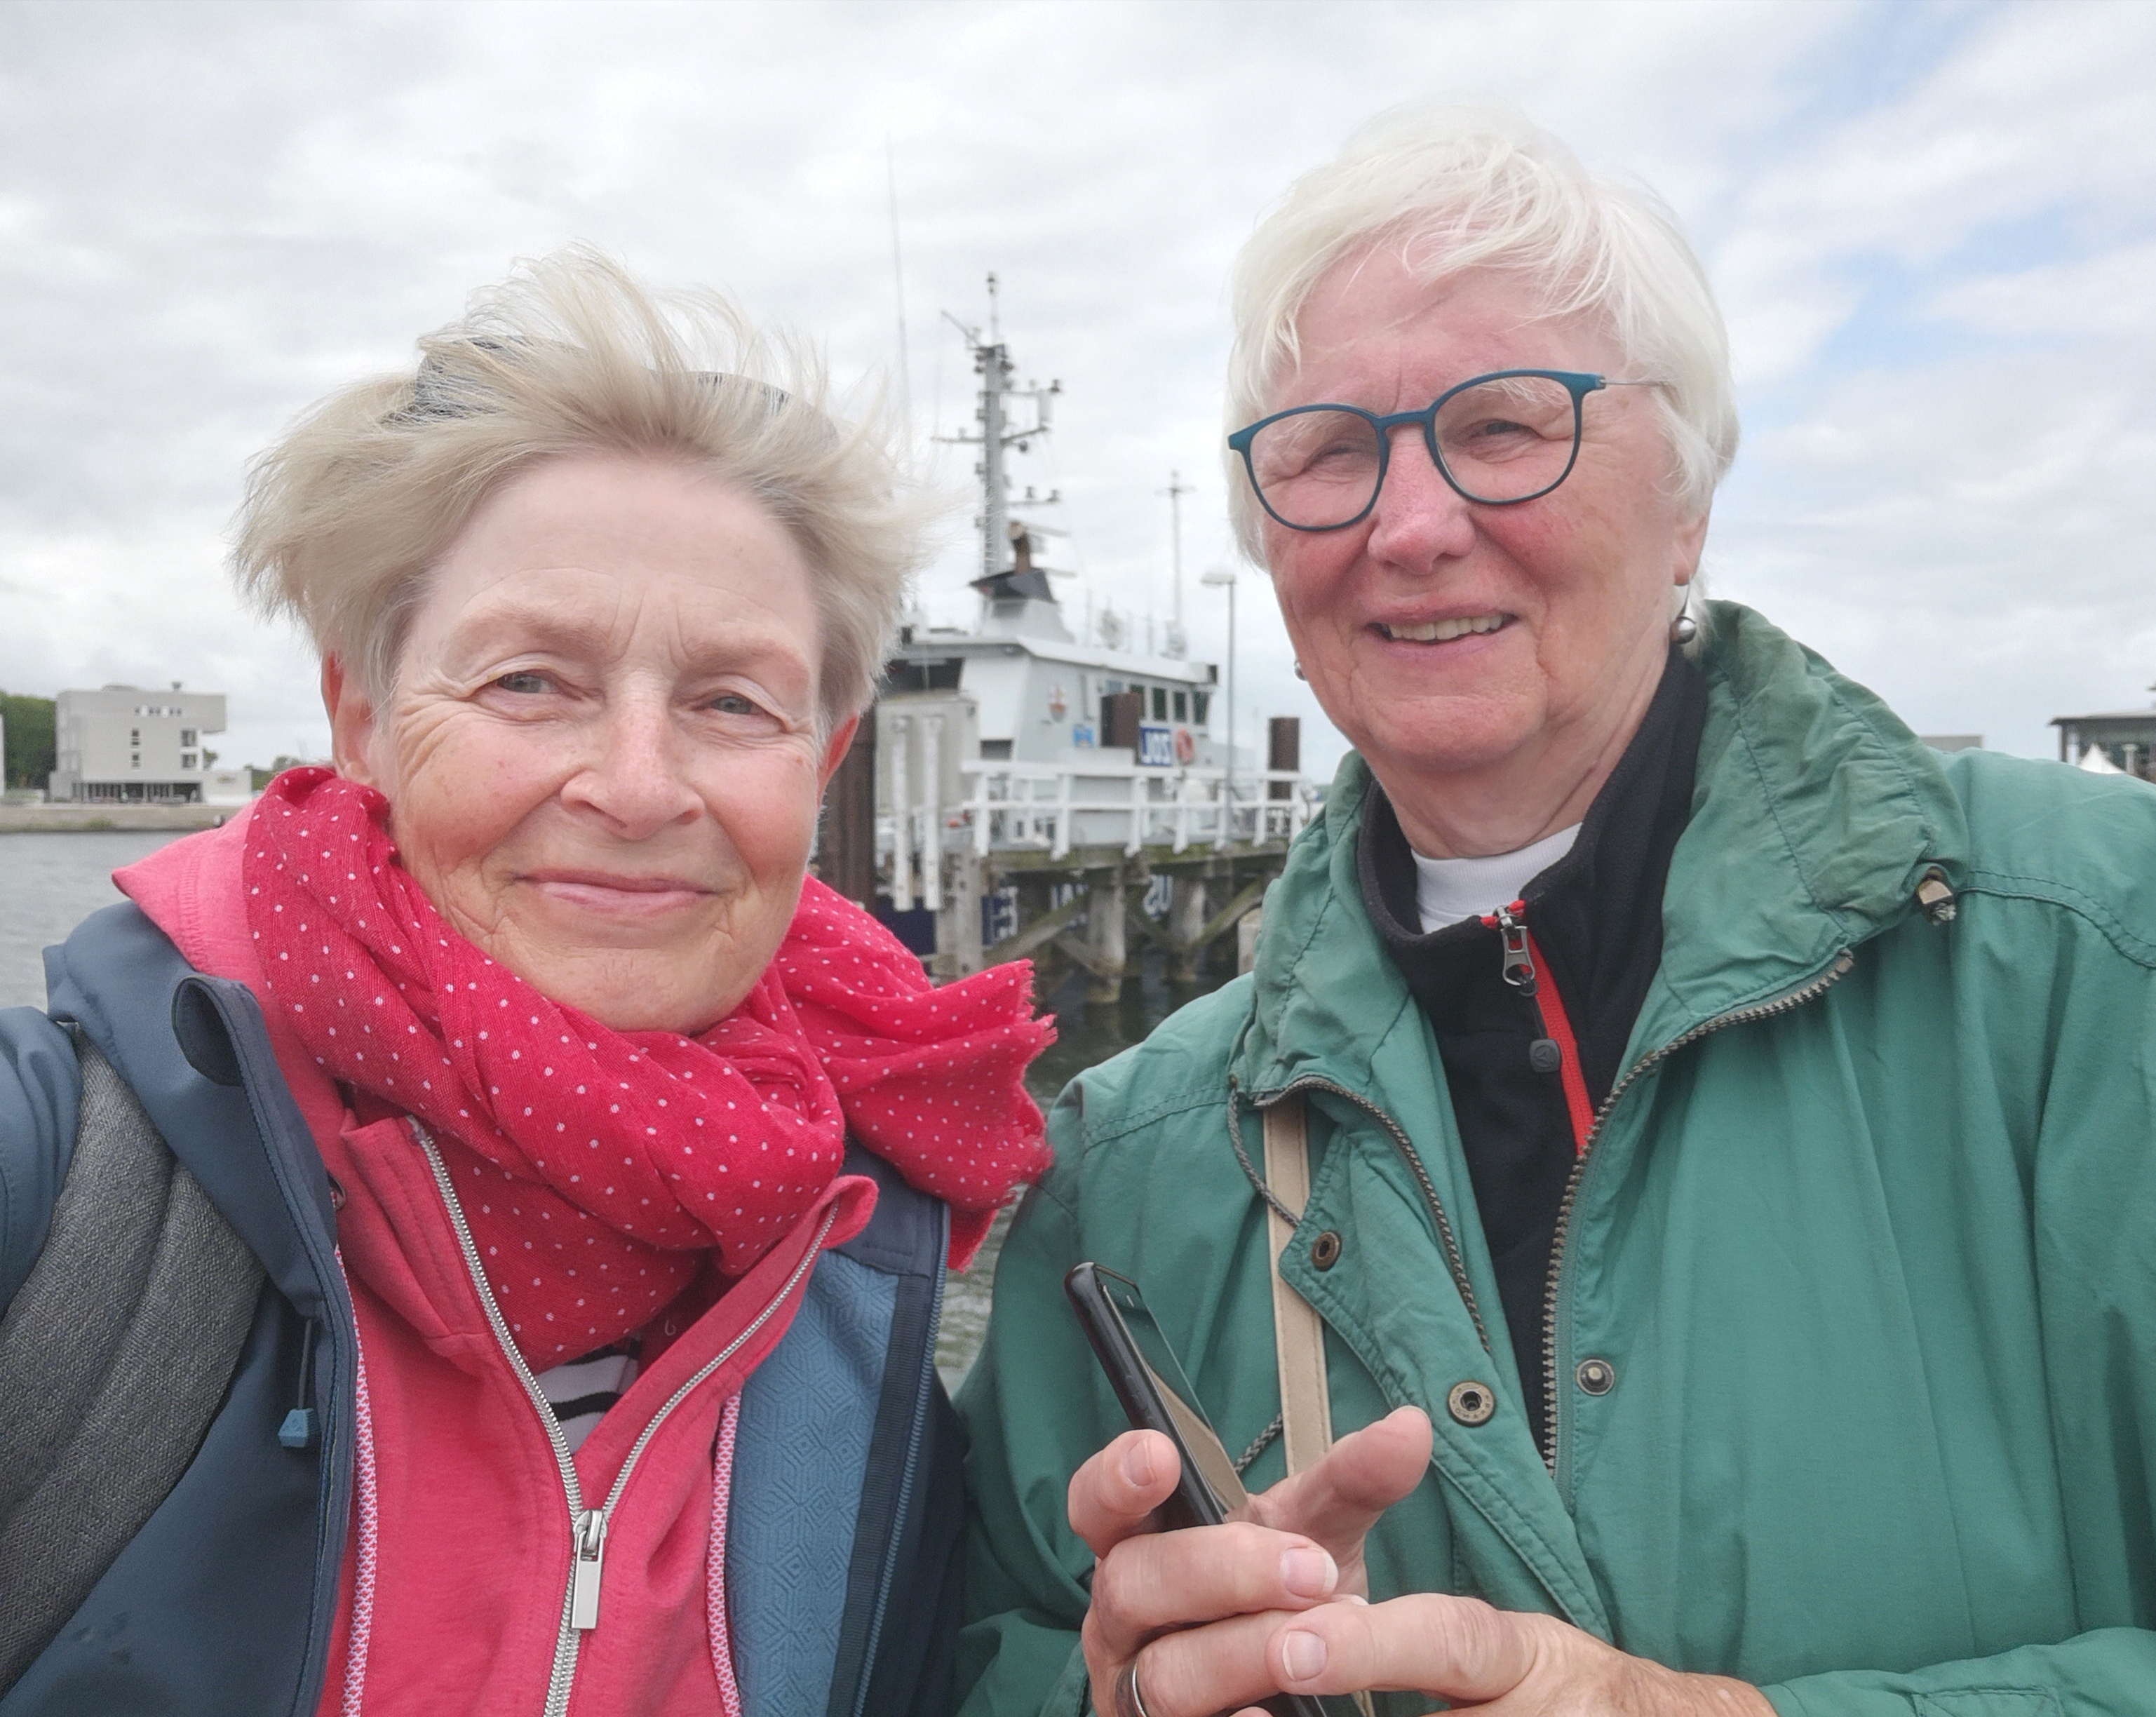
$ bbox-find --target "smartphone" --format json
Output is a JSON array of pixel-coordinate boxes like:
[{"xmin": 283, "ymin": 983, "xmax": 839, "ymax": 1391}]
[{"xmin": 1065, "ymin": 1262, "xmax": 1368, "ymax": 1717}]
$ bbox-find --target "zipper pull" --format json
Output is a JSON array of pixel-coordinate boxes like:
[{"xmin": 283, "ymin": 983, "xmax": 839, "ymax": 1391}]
[
  {"xmin": 278, "ymin": 1319, "xmax": 319, "ymax": 1450},
  {"xmin": 1490, "ymin": 903, "xmax": 1538, "ymax": 995},
  {"xmin": 1489, "ymin": 903, "xmax": 1563, "ymax": 1075},
  {"xmin": 570, "ymin": 1508, "xmax": 608, "ymax": 1631}
]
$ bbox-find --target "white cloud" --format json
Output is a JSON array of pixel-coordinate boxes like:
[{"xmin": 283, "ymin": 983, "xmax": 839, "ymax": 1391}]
[
  {"xmin": 0, "ymin": 0, "xmax": 2151, "ymax": 779},
  {"xmin": 1927, "ymin": 241, "xmax": 2156, "ymax": 339}
]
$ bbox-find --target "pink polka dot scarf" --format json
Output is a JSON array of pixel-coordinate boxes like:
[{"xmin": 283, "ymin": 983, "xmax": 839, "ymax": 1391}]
[{"xmin": 245, "ymin": 769, "xmax": 1054, "ymax": 1366}]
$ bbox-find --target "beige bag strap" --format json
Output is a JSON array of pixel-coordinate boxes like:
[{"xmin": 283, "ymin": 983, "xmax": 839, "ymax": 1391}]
[
  {"xmin": 1263, "ymin": 1096, "xmax": 1377, "ymax": 1717},
  {"xmin": 1263, "ymin": 1094, "xmax": 1335, "ymax": 1476}
]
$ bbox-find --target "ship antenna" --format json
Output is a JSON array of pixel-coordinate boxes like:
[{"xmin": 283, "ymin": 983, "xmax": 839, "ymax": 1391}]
[
  {"xmin": 1159, "ymin": 470, "xmax": 1194, "ymax": 656},
  {"xmin": 886, "ymin": 136, "xmax": 912, "ymax": 424}
]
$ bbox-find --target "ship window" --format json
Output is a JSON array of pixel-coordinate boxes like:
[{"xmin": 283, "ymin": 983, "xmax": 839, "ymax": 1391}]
[
  {"xmin": 881, "ymin": 656, "xmax": 964, "ymax": 693},
  {"xmin": 1150, "ymin": 687, "xmax": 1167, "ymax": 720},
  {"xmin": 1173, "ymin": 690, "xmax": 1188, "ymax": 722},
  {"xmin": 1193, "ymin": 691, "xmax": 1210, "ymax": 725},
  {"xmin": 978, "ymin": 739, "xmax": 1013, "ymax": 760}
]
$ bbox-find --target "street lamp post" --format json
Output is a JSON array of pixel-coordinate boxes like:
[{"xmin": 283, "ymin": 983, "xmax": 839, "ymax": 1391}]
[{"xmin": 1200, "ymin": 565, "xmax": 1237, "ymax": 844}]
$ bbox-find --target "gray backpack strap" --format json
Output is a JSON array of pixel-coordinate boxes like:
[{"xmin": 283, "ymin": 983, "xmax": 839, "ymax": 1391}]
[{"xmin": 0, "ymin": 1039, "xmax": 266, "ymax": 1689}]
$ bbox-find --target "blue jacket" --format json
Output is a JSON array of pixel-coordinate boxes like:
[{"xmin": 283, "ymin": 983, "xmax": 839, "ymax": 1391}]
[{"xmin": 0, "ymin": 901, "xmax": 964, "ymax": 1716}]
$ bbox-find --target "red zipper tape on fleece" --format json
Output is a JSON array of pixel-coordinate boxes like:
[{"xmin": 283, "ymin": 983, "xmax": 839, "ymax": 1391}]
[
  {"xmin": 1484, "ymin": 901, "xmax": 1595, "ymax": 1158},
  {"xmin": 1524, "ymin": 929, "xmax": 1594, "ymax": 1156}
]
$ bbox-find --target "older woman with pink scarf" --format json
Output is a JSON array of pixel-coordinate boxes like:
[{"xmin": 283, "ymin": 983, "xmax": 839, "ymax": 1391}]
[{"xmin": 0, "ymin": 248, "xmax": 1050, "ymax": 1716}]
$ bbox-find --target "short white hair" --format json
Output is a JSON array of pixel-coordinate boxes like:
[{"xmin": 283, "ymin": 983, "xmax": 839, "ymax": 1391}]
[
  {"xmin": 234, "ymin": 244, "xmax": 931, "ymax": 731},
  {"xmin": 1225, "ymin": 106, "xmax": 1739, "ymax": 566}
]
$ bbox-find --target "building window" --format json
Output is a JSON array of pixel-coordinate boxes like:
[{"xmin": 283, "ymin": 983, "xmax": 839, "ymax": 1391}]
[
  {"xmin": 1150, "ymin": 686, "xmax": 1168, "ymax": 720},
  {"xmin": 1173, "ymin": 690, "xmax": 1189, "ymax": 722},
  {"xmin": 180, "ymin": 752, "xmax": 197, "ymax": 769},
  {"xmin": 130, "ymin": 728, "xmax": 141, "ymax": 744},
  {"xmin": 180, "ymin": 729, "xmax": 197, "ymax": 747},
  {"xmin": 130, "ymin": 753, "xmax": 141, "ymax": 769}
]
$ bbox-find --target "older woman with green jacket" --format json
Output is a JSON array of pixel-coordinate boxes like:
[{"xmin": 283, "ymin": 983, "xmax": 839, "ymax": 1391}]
[{"xmin": 954, "ymin": 111, "xmax": 2156, "ymax": 1717}]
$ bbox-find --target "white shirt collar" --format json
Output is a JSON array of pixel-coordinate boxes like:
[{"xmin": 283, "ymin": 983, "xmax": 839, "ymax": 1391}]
[{"xmin": 1411, "ymin": 824, "xmax": 1582, "ymax": 934}]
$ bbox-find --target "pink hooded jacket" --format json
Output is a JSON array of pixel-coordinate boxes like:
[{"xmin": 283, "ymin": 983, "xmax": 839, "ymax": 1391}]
[{"xmin": 119, "ymin": 809, "xmax": 877, "ymax": 1716}]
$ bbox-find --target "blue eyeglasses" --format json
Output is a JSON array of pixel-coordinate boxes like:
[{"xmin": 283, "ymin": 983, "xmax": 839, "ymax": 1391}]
[{"xmin": 1228, "ymin": 370, "xmax": 1661, "ymax": 532}]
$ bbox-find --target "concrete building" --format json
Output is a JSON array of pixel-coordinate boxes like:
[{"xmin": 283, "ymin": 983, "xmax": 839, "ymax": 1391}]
[{"xmin": 47, "ymin": 685, "xmax": 249, "ymax": 804}]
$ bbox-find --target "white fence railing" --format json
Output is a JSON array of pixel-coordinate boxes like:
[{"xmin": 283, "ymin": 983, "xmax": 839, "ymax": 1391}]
[{"xmin": 880, "ymin": 760, "xmax": 1318, "ymax": 908}]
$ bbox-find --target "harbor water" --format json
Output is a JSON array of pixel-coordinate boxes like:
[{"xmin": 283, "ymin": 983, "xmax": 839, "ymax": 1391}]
[
  {"xmin": 0, "ymin": 830, "xmax": 1227, "ymax": 1387},
  {"xmin": 932, "ymin": 949, "xmax": 1230, "ymax": 1388},
  {"xmin": 0, "ymin": 832, "xmax": 189, "ymax": 1009}
]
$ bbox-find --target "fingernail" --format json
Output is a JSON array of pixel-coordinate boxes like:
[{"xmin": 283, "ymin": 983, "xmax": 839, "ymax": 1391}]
[
  {"xmin": 1121, "ymin": 1440, "xmax": 1154, "ymax": 1487},
  {"xmin": 1280, "ymin": 1629, "xmax": 1327, "ymax": 1681},
  {"xmin": 1280, "ymin": 1546, "xmax": 1337, "ymax": 1597}
]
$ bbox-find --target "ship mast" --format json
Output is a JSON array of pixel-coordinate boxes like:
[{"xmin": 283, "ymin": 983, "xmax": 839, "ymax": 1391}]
[
  {"xmin": 939, "ymin": 274, "xmax": 1060, "ymax": 607},
  {"xmin": 979, "ymin": 279, "xmax": 1012, "ymax": 585}
]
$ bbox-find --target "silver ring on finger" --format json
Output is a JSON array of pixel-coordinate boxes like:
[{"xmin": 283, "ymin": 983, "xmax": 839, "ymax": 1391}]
[{"xmin": 1113, "ymin": 1657, "xmax": 1156, "ymax": 1717}]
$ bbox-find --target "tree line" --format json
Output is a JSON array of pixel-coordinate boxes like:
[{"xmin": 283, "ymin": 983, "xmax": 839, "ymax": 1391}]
[{"xmin": 1, "ymin": 693, "xmax": 56, "ymax": 790}]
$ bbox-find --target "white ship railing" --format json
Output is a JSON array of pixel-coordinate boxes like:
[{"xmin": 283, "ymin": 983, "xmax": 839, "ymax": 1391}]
[
  {"xmin": 878, "ymin": 759, "xmax": 1318, "ymax": 906},
  {"xmin": 958, "ymin": 762, "xmax": 1315, "ymax": 859}
]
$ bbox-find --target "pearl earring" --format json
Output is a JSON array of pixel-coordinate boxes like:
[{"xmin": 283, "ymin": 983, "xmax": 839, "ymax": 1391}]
[
  {"xmin": 1670, "ymin": 613, "xmax": 1699, "ymax": 646},
  {"xmin": 1292, "ymin": 661, "xmax": 1307, "ymax": 680}
]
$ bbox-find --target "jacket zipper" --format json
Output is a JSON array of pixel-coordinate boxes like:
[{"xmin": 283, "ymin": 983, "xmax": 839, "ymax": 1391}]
[
  {"xmin": 1534, "ymin": 948, "xmax": 1857, "ymax": 1474},
  {"xmin": 842, "ymin": 1216, "xmax": 948, "ymax": 1717},
  {"xmin": 410, "ymin": 1119, "xmax": 835, "ymax": 1717},
  {"xmin": 1264, "ymin": 1077, "xmax": 1493, "ymax": 1356},
  {"xmin": 1488, "ymin": 903, "xmax": 1594, "ymax": 1154}
]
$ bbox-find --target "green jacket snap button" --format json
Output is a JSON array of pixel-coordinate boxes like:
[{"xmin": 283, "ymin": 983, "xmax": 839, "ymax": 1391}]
[{"xmin": 1446, "ymin": 1380, "xmax": 1496, "ymax": 1426}]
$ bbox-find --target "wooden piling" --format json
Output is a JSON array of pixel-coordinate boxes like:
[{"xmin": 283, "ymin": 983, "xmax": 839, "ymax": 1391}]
[
  {"xmin": 1267, "ymin": 716, "xmax": 1300, "ymax": 800},
  {"xmin": 936, "ymin": 850, "xmax": 985, "ymax": 979},
  {"xmin": 1084, "ymin": 868, "xmax": 1127, "ymax": 1004},
  {"xmin": 1166, "ymin": 875, "xmax": 1208, "ymax": 983},
  {"xmin": 820, "ymin": 718, "xmax": 877, "ymax": 907}
]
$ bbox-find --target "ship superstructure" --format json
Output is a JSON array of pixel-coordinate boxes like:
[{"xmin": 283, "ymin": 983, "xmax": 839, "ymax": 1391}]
[
  {"xmin": 891, "ymin": 279, "xmax": 1223, "ymax": 773},
  {"xmin": 833, "ymin": 280, "xmax": 1314, "ymax": 993}
]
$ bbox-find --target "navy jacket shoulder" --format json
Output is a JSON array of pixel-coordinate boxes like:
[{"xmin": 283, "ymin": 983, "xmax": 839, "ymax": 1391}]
[
  {"xmin": 0, "ymin": 1006, "xmax": 80, "ymax": 1312},
  {"xmin": 2, "ymin": 901, "xmax": 356, "ymax": 1717}
]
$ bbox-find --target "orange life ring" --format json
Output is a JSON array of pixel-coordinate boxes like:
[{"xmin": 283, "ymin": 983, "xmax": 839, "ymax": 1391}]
[{"xmin": 1173, "ymin": 727, "xmax": 1196, "ymax": 765}]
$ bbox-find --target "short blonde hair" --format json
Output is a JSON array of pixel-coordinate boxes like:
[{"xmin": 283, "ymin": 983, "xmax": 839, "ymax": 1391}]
[
  {"xmin": 1225, "ymin": 106, "xmax": 1739, "ymax": 565},
  {"xmin": 234, "ymin": 245, "xmax": 929, "ymax": 728}
]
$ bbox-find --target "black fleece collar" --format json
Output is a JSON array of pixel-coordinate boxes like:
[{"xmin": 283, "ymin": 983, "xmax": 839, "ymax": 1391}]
[{"xmin": 1359, "ymin": 646, "xmax": 1708, "ymax": 1106}]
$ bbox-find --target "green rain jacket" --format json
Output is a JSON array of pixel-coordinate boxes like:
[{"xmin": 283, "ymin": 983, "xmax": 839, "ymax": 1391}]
[{"xmin": 954, "ymin": 603, "xmax": 2156, "ymax": 1717}]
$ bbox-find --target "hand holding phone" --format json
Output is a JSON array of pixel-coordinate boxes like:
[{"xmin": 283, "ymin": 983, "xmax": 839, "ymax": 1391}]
[{"xmin": 1066, "ymin": 1262, "xmax": 1369, "ymax": 1717}]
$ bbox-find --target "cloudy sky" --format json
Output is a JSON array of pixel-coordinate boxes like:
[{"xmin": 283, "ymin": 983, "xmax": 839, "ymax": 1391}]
[{"xmin": 1, "ymin": 0, "xmax": 2151, "ymax": 776}]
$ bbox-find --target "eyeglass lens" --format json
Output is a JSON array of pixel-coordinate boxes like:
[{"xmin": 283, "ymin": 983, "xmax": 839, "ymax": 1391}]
[{"xmin": 1246, "ymin": 374, "xmax": 1582, "ymax": 526}]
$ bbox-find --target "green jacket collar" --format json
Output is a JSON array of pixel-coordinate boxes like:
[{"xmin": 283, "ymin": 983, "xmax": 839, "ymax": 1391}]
[{"xmin": 1236, "ymin": 601, "xmax": 1969, "ymax": 1102}]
